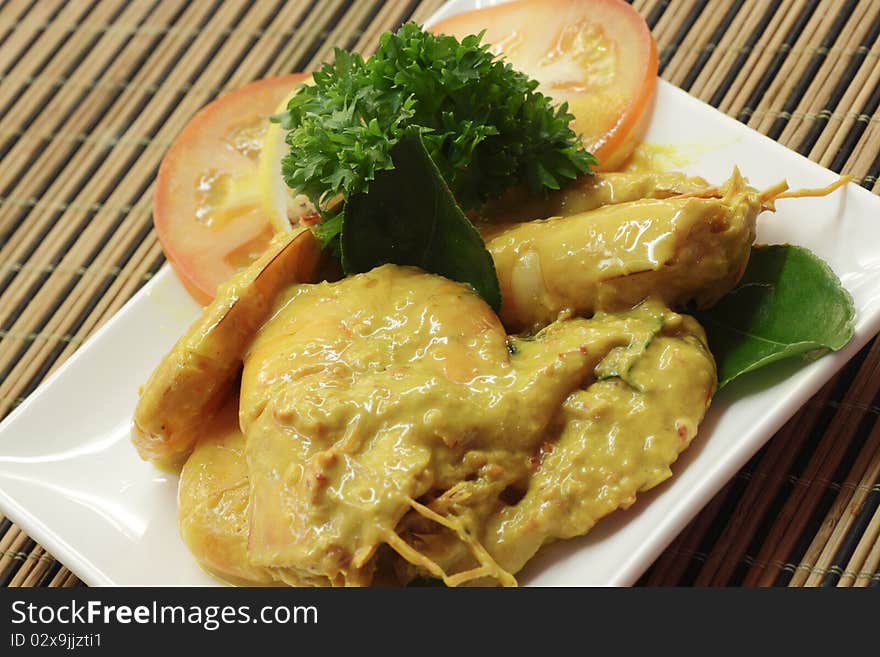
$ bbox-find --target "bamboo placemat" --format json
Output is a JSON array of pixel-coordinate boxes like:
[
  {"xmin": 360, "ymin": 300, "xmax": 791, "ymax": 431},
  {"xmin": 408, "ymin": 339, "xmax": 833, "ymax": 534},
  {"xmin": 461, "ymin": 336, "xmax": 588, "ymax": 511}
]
[{"xmin": 0, "ymin": 0, "xmax": 878, "ymax": 588}]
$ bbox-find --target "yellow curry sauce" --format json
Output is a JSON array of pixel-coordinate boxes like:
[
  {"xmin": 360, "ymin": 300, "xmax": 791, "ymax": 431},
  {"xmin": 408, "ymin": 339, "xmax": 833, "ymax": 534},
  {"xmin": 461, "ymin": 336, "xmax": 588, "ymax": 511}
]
[
  {"xmin": 484, "ymin": 169, "xmax": 761, "ymax": 332},
  {"xmin": 132, "ymin": 166, "xmax": 776, "ymax": 586},
  {"xmin": 178, "ymin": 397, "xmax": 278, "ymax": 586},
  {"xmin": 175, "ymin": 264, "xmax": 714, "ymax": 586}
]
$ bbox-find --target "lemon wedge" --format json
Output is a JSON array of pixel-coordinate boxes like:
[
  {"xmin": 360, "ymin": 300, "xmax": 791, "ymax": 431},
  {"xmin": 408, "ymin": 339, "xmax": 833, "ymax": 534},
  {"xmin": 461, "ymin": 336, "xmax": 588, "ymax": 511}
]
[{"xmin": 258, "ymin": 77, "xmax": 316, "ymax": 233}]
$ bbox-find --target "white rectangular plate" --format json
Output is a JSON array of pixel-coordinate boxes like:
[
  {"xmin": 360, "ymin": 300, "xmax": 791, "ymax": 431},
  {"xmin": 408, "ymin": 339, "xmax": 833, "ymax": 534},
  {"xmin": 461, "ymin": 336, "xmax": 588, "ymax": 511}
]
[{"xmin": 2, "ymin": 0, "xmax": 880, "ymax": 586}]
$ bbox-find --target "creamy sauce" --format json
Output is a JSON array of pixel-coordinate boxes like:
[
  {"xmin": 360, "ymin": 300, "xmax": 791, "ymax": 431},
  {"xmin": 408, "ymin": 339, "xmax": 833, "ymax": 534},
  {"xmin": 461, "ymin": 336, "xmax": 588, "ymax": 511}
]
[
  {"xmin": 132, "ymin": 230, "xmax": 323, "ymax": 467},
  {"xmin": 178, "ymin": 397, "xmax": 278, "ymax": 585},
  {"xmin": 178, "ymin": 265, "xmax": 715, "ymax": 586},
  {"xmin": 476, "ymin": 169, "xmax": 709, "ymax": 226},
  {"xmin": 621, "ymin": 142, "xmax": 696, "ymax": 173},
  {"xmin": 486, "ymin": 169, "xmax": 761, "ymax": 332},
  {"xmin": 142, "ymin": 170, "xmax": 747, "ymax": 586}
]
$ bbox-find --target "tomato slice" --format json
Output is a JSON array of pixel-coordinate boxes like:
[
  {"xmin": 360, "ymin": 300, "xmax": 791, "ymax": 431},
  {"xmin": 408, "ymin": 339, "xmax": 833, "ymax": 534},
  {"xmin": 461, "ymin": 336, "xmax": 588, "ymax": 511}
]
[
  {"xmin": 430, "ymin": 0, "xmax": 658, "ymax": 170},
  {"xmin": 154, "ymin": 74, "xmax": 308, "ymax": 304}
]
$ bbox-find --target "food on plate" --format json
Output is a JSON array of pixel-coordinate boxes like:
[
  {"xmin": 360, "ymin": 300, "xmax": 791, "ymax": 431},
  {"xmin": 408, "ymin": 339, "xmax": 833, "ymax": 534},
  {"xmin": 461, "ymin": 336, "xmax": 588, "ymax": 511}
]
[
  {"xmin": 177, "ymin": 395, "xmax": 277, "ymax": 585},
  {"xmin": 698, "ymin": 243, "xmax": 856, "ymax": 387},
  {"xmin": 135, "ymin": 6, "xmax": 854, "ymax": 586},
  {"xmin": 394, "ymin": 300, "xmax": 713, "ymax": 581},
  {"xmin": 135, "ymin": 166, "xmax": 817, "ymax": 585},
  {"xmin": 475, "ymin": 169, "xmax": 710, "ymax": 224},
  {"xmin": 133, "ymin": 230, "xmax": 323, "ymax": 466},
  {"xmin": 274, "ymin": 21, "xmax": 595, "ymax": 252},
  {"xmin": 430, "ymin": 0, "xmax": 658, "ymax": 170},
  {"xmin": 484, "ymin": 169, "xmax": 762, "ymax": 332},
  {"xmin": 153, "ymin": 74, "xmax": 314, "ymax": 304},
  {"xmin": 171, "ymin": 264, "xmax": 713, "ymax": 586}
]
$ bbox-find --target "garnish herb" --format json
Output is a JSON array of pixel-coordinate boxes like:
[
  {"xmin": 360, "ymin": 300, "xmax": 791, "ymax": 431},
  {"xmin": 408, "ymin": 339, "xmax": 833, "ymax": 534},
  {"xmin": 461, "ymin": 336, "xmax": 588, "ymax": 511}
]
[
  {"xmin": 594, "ymin": 306, "xmax": 666, "ymax": 388},
  {"xmin": 276, "ymin": 21, "xmax": 595, "ymax": 254},
  {"xmin": 698, "ymin": 244, "xmax": 855, "ymax": 388},
  {"xmin": 341, "ymin": 131, "xmax": 502, "ymax": 313}
]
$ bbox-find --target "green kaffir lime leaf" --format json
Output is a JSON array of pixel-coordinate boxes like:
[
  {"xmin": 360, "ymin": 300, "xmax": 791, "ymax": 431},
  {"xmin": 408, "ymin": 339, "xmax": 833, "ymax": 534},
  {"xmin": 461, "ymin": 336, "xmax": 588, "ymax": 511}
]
[{"xmin": 697, "ymin": 244, "xmax": 855, "ymax": 388}]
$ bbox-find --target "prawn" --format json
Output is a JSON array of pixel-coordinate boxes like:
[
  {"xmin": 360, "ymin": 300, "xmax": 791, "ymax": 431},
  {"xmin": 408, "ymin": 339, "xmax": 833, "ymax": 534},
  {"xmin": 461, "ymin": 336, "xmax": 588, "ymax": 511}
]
[
  {"xmin": 239, "ymin": 266, "xmax": 715, "ymax": 586},
  {"xmin": 131, "ymin": 229, "xmax": 323, "ymax": 467},
  {"xmin": 486, "ymin": 169, "xmax": 849, "ymax": 333},
  {"xmin": 476, "ymin": 169, "xmax": 712, "ymax": 225}
]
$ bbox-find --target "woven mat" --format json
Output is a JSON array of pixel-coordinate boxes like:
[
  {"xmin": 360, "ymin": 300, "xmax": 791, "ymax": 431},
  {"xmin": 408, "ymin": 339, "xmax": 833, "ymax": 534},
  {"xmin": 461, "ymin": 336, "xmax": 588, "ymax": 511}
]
[{"xmin": 0, "ymin": 0, "xmax": 878, "ymax": 589}]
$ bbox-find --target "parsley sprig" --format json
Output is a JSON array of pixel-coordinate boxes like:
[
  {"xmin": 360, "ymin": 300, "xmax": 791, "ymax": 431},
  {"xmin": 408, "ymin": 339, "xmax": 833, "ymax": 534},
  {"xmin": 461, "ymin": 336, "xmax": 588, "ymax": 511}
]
[{"xmin": 276, "ymin": 22, "xmax": 596, "ymax": 248}]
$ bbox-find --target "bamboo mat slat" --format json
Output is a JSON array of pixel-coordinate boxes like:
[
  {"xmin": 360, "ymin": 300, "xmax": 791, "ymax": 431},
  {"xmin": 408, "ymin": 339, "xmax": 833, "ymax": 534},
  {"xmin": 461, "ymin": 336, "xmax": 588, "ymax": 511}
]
[{"xmin": 0, "ymin": 0, "xmax": 878, "ymax": 588}]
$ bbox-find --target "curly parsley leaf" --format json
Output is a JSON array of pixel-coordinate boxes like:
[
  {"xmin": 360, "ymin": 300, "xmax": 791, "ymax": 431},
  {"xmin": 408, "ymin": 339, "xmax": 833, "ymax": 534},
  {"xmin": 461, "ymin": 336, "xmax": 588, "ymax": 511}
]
[{"xmin": 277, "ymin": 22, "xmax": 595, "ymax": 248}]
